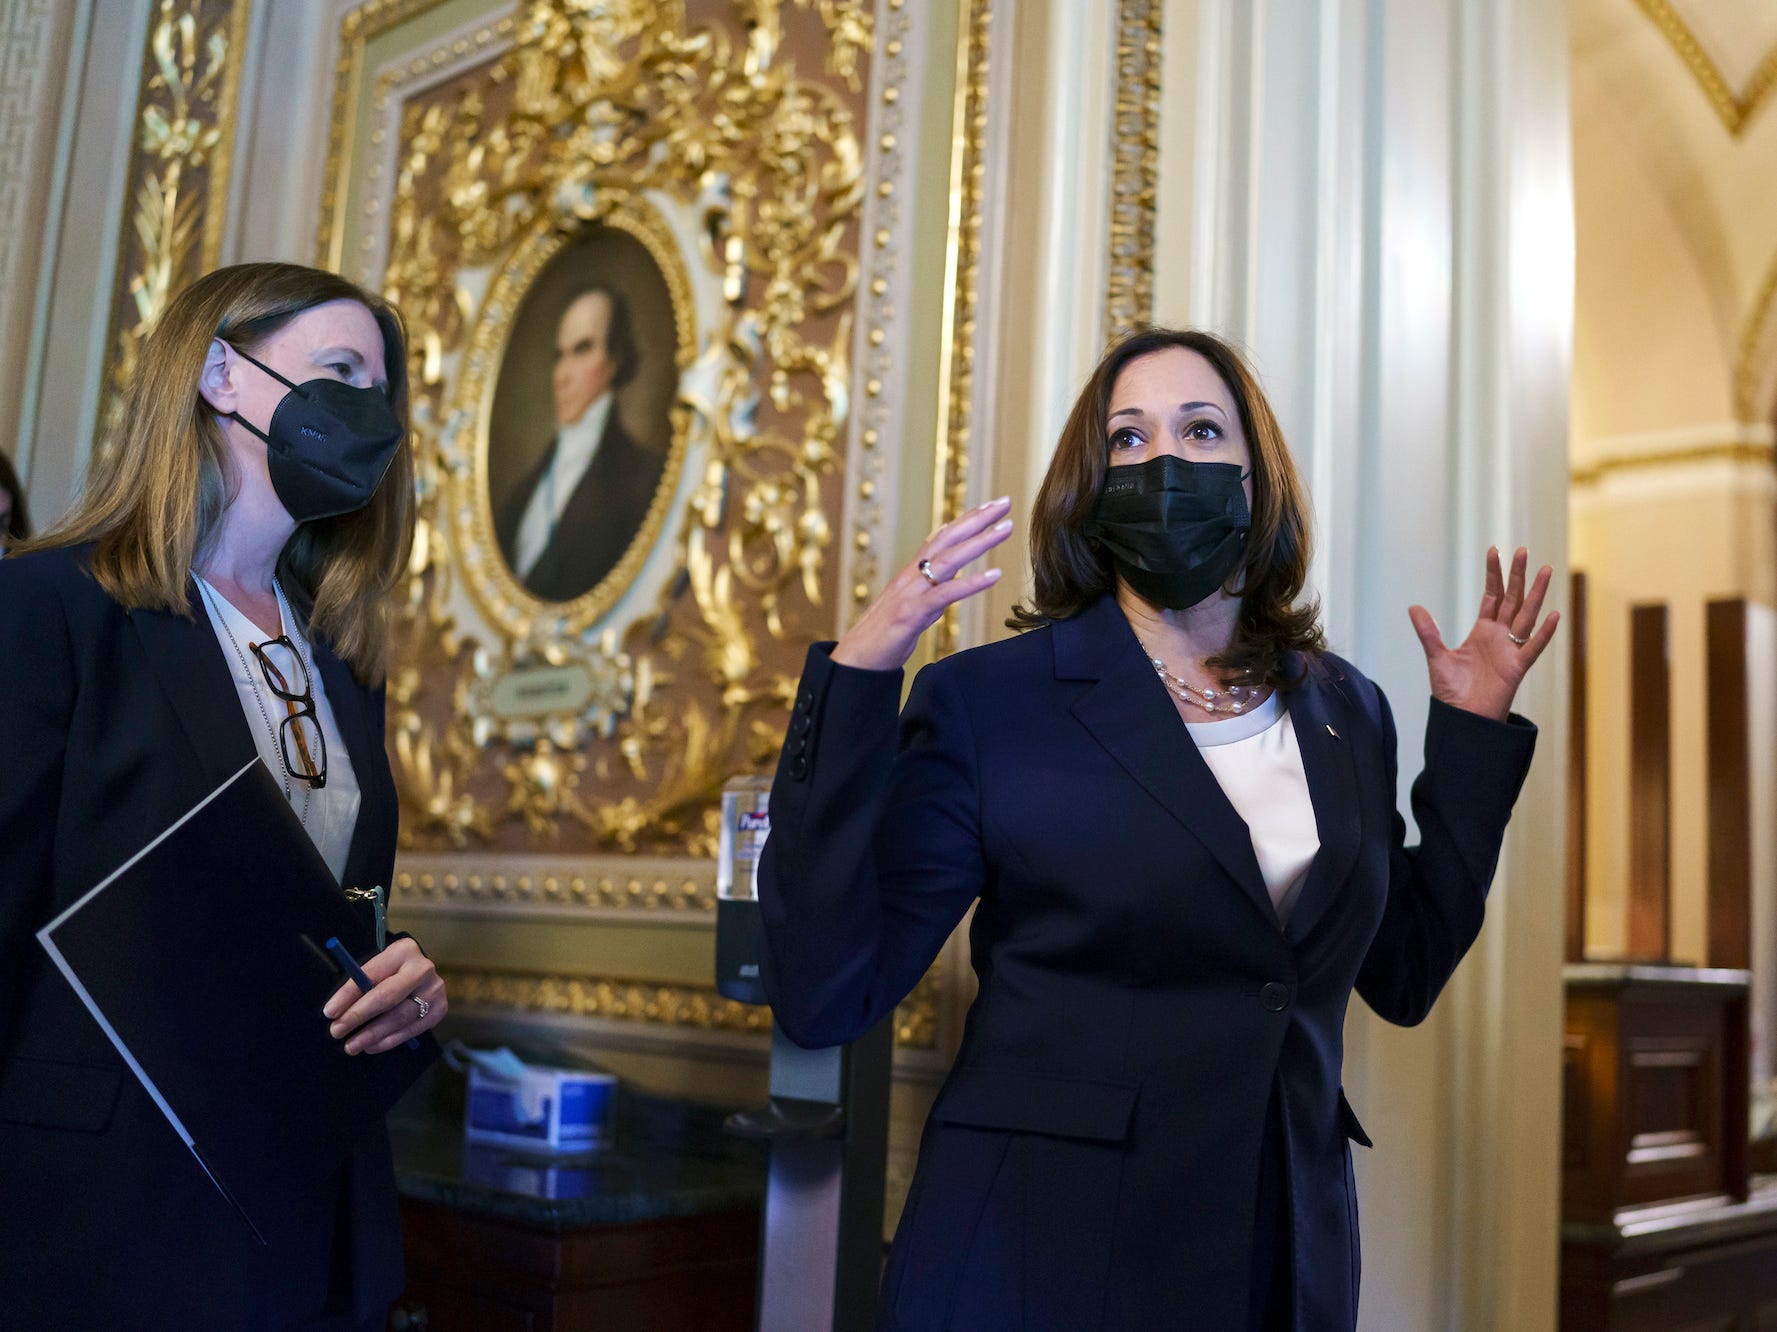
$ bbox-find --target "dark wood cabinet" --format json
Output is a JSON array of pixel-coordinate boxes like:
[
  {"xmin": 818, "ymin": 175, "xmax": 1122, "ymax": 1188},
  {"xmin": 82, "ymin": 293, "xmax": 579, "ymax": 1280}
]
[
  {"xmin": 1560, "ymin": 965, "xmax": 1777, "ymax": 1331},
  {"xmin": 384, "ymin": 1097, "xmax": 767, "ymax": 1331},
  {"xmin": 391, "ymin": 1198, "xmax": 760, "ymax": 1332}
]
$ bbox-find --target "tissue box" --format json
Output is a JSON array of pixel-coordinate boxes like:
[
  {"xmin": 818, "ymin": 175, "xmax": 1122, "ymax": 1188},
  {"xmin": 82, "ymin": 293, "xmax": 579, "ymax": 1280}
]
[{"xmin": 465, "ymin": 1064, "xmax": 616, "ymax": 1152}]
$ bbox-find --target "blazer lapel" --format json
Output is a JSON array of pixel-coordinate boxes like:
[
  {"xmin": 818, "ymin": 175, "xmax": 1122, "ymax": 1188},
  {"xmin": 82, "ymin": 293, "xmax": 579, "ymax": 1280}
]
[
  {"xmin": 130, "ymin": 587, "xmax": 258, "ymax": 790},
  {"xmin": 311, "ymin": 644, "xmax": 390, "ymax": 894},
  {"xmin": 1281, "ymin": 661, "xmax": 1363, "ymax": 943},
  {"xmin": 1057, "ymin": 598, "xmax": 1277, "ymax": 928}
]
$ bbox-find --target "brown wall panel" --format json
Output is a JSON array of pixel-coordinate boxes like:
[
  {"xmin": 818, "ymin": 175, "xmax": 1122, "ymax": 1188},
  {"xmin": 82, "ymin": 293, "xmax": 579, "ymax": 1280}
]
[
  {"xmin": 1628, "ymin": 605, "xmax": 1671, "ymax": 962},
  {"xmin": 1704, "ymin": 599, "xmax": 1750, "ymax": 970}
]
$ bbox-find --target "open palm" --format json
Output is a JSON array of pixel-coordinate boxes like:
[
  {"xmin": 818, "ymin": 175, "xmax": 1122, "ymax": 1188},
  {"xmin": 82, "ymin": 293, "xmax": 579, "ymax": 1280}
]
[{"xmin": 1408, "ymin": 547, "xmax": 1558, "ymax": 722}]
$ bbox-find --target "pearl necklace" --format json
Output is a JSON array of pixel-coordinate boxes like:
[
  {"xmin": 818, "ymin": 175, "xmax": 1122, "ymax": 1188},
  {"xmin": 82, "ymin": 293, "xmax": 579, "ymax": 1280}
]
[
  {"xmin": 198, "ymin": 578, "xmax": 315, "ymax": 826},
  {"xmin": 1139, "ymin": 638, "xmax": 1265, "ymax": 717}
]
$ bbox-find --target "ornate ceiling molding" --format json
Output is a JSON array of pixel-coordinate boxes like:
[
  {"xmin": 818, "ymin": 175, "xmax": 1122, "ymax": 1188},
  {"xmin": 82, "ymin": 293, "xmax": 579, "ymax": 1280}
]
[
  {"xmin": 1635, "ymin": 0, "xmax": 1777, "ymax": 136},
  {"xmin": 1735, "ymin": 245, "xmax": 1777, "ymax": 423}
]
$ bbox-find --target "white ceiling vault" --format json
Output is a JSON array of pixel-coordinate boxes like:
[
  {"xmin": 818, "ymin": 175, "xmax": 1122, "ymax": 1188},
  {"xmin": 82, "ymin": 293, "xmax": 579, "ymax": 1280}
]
[{"xmin": 1571, "ymin": 0, "xmax": 1777, "ymax": 435}]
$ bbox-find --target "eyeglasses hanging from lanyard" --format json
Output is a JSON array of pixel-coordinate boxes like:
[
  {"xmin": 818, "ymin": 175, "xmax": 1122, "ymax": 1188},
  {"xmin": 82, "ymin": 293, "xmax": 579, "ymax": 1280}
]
[{"xmin": 247, "ymin": 635, "xmax": 328, "ymax": 789}]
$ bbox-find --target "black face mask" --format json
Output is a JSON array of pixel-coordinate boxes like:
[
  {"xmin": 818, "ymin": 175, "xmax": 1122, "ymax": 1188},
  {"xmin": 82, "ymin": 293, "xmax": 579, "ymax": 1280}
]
[
  {"xmin": 1085, "ymin": 454, "xmax": 1251, "ymax": 610},
  {"xmin": 226, "ymin": 346, "xmax": 403, "ymax": 522}
]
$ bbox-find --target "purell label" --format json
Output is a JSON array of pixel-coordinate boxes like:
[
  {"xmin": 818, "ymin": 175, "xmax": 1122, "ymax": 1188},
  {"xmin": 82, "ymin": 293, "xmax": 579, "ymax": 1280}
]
[{"xmin": 717, "ymin": 777, "xmax": 772, "ymax": 902}]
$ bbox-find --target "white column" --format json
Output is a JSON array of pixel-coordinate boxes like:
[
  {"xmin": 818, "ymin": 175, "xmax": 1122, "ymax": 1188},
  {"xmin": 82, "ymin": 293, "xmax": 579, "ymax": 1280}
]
[{"xmin": 1158, "ymin": 0, "xmax": 1572, "ymax": 1325}]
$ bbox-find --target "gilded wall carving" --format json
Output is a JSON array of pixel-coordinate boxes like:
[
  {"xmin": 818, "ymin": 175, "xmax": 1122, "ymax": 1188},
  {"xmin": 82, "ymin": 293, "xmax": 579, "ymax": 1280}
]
[
  {"xmin": 95, "ymin": 0, "xmax": 252, "ymax": 454},
  {"xmin": 443, "ymin": 957, "xmax": 940, "ymax": 1048},
  {"xmin": 929, "ymin": 0, "xmax": 991, "ymax": 658},
  {"xmin": 317, "ymin": 0, "xmax": 989, "ymax": 1058},
  {"xmin": 330, "ymin": 0, "xmax": 875, "ymax": 860},
  {"xmin": 1105, "ymin": 0, "xmax": 1162, "ymax": 340}
]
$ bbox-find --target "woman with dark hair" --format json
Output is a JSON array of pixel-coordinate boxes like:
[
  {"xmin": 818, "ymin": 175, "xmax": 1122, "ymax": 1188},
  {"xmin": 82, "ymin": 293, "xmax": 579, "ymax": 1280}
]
[
  {"xmin": 0, "ymin": 449, "xmax": 30, "ymax": 552},
  {"xmin": 0, "ymin": 262, "xmax": 447, "ymax": 1330},
  {"xmin": 758, "ymin": 327, "xmax": 1557, "ymax": 1331}
]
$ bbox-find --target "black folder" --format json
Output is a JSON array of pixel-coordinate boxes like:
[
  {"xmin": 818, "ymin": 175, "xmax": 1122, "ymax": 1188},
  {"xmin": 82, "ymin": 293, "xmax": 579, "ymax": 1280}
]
[{"xmin": 36, "ymin": 758, "xmax": 438, "ymax": 1244}]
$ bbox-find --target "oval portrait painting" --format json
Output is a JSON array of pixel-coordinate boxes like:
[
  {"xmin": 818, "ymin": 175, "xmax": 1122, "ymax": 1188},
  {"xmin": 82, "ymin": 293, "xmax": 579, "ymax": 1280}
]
[{"xmin": 485, "ymin": 224, "xmax": 681, "ymax": 606}]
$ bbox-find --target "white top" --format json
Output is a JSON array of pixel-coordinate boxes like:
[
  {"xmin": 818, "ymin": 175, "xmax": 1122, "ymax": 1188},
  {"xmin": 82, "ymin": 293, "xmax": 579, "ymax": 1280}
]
[
  {"xmin": 195, "ymin": 577, "xmax": 363, "ymax": 884},
  {"xmin": 1185, "ymin": 690, "xmax": 1320, "ymax": 927},
  {"xmin": 512, "ymin": 390, "xmax": 615, "ymax": 577}
]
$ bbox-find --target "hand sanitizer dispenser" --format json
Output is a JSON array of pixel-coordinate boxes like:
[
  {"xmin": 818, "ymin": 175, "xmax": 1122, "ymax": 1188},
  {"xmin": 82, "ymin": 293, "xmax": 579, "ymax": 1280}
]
[
  {"xmin": 713, "ymin": 776, "xmax": 892, "ymax": 1332},
  {"xmin": 715, "ymin": 775, "xmax": 772, "ymax": 1005}
]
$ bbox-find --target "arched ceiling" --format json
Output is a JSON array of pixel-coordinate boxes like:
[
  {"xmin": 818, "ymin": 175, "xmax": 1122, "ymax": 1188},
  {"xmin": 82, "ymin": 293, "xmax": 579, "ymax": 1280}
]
[
  {"xmin": 1637, "ymin": 0, "xmax": 1777, "ymax": 136},
  {"xmin": 1572, "ymin": 0, "xmax": 1777, "ymax": 425}
]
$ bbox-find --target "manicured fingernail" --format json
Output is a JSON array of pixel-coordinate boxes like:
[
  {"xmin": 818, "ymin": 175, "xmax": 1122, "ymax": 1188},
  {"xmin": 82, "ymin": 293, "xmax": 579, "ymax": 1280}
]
[
  {"xmin": 330, "ymin": 1022, "xmax": 345, "ymax": 1038},
  {"xmin": 993, "ymin": 518, "xmax": 1012, "ymax": 532},
  {"xmin": 345, "ymin": 1040, "xmax": 360, "ymax": 1055},
  {"xmin": 984, "ymin": 568, "xmax": 1003, "ymax": 582}
]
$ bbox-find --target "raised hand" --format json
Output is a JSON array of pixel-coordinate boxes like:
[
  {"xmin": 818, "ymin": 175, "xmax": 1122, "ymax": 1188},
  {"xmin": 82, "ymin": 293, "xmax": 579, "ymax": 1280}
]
[
  {"xmin": 830, "ymin": 496, "xmax": 1014, "ymax": 672},
  {"xmin": 1408, "ymin": 546, "xmax": 1559, "ymax": 722}
]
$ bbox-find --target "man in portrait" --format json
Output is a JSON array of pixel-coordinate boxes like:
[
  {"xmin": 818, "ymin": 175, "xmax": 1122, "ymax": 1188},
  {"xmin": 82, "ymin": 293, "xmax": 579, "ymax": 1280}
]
[{"xmin": 495, "ymin": 285, "xmax": 668, "ymax": 602}]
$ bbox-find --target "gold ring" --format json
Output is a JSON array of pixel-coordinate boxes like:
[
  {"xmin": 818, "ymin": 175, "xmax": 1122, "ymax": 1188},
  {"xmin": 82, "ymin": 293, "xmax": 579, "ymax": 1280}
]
[{"xmin": 918, "ymin": 559, "xmax": 942, "ymax": 588}]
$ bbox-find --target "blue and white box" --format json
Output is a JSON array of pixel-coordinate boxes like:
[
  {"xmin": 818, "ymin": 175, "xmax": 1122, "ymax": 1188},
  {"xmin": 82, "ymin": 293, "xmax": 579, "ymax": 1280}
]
[{"xmin": 451, "ymin": 1045, "xmax": 616, "ymax": 1152}]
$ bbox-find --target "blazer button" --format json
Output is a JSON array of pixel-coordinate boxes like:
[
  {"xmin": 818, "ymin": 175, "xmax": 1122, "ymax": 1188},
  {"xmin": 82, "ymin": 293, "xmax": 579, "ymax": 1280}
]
[
  {"xmin": 796, "ymin": 691, "xmax": 814, "ymax": 713},
  {"xmin": 790, "ymin": 756, "xmax": 809, "ymax": 780},
  {"xmin": 1260, "ymin": 982, "xmax": 1291, "ymax": 1012},
  {"xmin": 791, "ymin": 713, "xmax": 812, "ymax": 735}
]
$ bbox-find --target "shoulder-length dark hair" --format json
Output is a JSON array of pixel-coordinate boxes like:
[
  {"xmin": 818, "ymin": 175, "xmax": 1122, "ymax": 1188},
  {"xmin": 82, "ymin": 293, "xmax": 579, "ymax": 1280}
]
[
  {"xmin": 17, "ymin": 262, "xmax": 414, "ymax": 683},
  {"xmin": 0, "ymin": 450, "xmax": 29, "ymax": 545},
  {"xmin": 1009, "ymin": 326, "xmax": 1325, "ymax": 687}
]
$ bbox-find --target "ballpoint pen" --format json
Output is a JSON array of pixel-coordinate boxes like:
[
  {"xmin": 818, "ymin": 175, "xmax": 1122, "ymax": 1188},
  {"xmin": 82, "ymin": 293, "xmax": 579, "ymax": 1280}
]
[{"xmin": 324, "ymin": 936, "xmax": 419, "ymax": 1051}]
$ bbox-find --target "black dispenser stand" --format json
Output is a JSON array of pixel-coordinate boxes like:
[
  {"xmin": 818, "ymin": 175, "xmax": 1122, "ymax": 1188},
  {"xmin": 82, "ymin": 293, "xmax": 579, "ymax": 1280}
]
[
  {"xmin": 714, "ymin": 778, "xmax": 894, "ymax": 1331},
  {"xmin": 726, "ymin": 1020, "xmax": 894, "ymax": 1331}
]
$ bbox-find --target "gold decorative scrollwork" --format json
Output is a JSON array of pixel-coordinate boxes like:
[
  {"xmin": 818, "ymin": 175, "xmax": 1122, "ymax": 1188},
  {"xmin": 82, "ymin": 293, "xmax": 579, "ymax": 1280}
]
[
  {"xmin": 376, "ymin": 0, "xmax": 873, "ymax": 855},
  {"xmin": 445, "ymin": 967, "xmax": 774, "ymax": 1033},
  {"xmin": 443, "ymin": 961, "xmax": 941, "ymax": 1049},
  {"xmin": 930, "ymin": 0, "xmax": 992, "ymax": 659},
  {"xmin": 1105, "ymin": 0, "xmax": 1162, "ymax": 340},
  {"xmin": 95, "ymin": 0, "xmax": 252, "ymax": 454}
]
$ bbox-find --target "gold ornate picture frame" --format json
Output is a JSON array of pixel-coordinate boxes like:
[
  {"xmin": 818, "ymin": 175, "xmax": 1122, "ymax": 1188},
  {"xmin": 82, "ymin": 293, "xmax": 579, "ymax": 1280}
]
[{"xmin": 315, "ymin": 0, "xmax": 984, "ymax": 1071}]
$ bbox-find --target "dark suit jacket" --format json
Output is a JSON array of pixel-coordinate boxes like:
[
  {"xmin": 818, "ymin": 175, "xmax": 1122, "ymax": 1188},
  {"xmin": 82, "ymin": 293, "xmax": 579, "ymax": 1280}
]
[
  {"xmin": 758, "ymin": 593, "xmax": 1537, "ymax": 1331},
  {"xmin": 493, "ymin": 412, "xmax": 665, "ymax": 603},
  {"xmin": 0, "ymin": 544, "xmax": 407, "ymax": 1330}
]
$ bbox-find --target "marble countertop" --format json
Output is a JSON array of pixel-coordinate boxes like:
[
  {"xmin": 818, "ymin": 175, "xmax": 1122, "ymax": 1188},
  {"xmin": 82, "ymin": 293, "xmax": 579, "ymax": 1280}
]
[{"xmin": 389, "ymin": 1084, "xmax": 768, "ymax": 1232}]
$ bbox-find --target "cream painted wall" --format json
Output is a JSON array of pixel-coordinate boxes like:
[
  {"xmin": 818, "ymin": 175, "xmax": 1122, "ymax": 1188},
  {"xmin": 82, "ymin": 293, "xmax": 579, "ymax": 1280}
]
[
  {"xmin": 1569, "ymin": 0, "xmax": 1777, "ymax": 990},
  {"xmin": 1570, "ymin": 106, "xmax": 1735, "ymax": 446},
  {"xmin": 1571, "ymin": 474, "xmax": 1777, "ymax": 960}
]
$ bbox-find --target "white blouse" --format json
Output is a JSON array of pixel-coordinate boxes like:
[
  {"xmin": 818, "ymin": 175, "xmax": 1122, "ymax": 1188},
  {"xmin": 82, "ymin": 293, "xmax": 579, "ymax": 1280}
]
[
  {"xmin": 196, "ymin": 577, "xmax": 362, "ymax": 884},
  {"xmin": 1185, "ymin": 690, "xmax": 1320, "ymax": 927}
]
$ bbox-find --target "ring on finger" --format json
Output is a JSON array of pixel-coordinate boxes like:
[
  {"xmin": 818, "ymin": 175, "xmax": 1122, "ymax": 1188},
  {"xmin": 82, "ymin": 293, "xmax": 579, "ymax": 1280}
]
[
  {"xmin": 410, "ymin": 995, "xmax": 430, "ymax": 1020},
  {"xmin": 918, "ymin": 559, "xmax": 944, "ymax": 588},
  {"xmin": 1507, "ymin": 630, "xmax": 1528, "ymax": 647}
]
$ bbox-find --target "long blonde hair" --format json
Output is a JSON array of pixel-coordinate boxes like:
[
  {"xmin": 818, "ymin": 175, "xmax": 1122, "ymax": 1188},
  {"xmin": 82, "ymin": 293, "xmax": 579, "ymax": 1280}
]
[{"xmin": 23, "ymin": 263, "xmax": 414, "ymax": 682}]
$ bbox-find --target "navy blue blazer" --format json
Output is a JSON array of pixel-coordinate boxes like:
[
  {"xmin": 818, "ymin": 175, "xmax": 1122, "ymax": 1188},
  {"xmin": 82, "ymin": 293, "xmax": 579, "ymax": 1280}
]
[
  {"xmin": 758, "ymin": 593, "xmax": 1536, "ymax": 1331},
  {"xmin": 0, "ymin": 545, "xmax": 406, "ymax": 1330}
]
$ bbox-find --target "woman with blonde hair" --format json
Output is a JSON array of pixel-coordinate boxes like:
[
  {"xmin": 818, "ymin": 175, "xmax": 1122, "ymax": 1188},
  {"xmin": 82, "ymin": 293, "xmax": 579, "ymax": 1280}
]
[{"xmin": 0, "ymin": 262, "xmax": 446, "ymax": 1330}]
